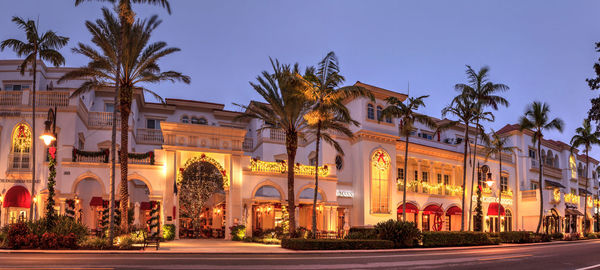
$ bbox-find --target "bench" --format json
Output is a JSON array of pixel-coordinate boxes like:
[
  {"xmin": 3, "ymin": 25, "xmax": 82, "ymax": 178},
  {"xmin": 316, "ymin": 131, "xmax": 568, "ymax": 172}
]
[{"xmin": 143, "ymin": 234, "xmax": 160, "ymax": 250}]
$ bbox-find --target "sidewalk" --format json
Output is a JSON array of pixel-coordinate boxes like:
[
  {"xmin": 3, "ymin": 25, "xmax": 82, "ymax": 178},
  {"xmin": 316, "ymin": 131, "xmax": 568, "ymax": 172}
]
[{"xmin": 0, "ymin": 238, "xmax": 598, "ymax": 254}]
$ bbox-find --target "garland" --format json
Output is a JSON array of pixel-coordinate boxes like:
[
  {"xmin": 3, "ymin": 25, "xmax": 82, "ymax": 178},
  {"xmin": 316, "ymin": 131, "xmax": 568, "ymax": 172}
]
[
  {"xmin": 65, "ymin": 199, "xmax": 75, "ymax": 219},
  {"xmin": 474, "ymin": 184, "xmax": 483, "ymax": 232},
  {"xmin": 45, "ymin": 147, "xmax": 57, "ymax": 229},
  {"xmin": 125, "ymin": 151, "xmax": 155, "ymax": 165},
  {"xmin": 101, "ymin": 200, "xmax": 120, "ymax": 237},
  {"xmin": 147, "ymin": 201, "xmax": 160, "ymax": 237},
  {"xmin": 72, "ymin": 148, "xmax": 109, "ymax": 163}
]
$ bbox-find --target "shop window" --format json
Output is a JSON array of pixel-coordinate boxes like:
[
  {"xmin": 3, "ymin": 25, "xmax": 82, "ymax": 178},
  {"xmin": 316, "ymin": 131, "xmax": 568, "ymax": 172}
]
[
  {"xmin": 367, "ymin": 104, "xmax": 374, "ymax": 120},
  {"xmin": 370, "ymin": 150, "xmax": 390, "ymax": 213}
]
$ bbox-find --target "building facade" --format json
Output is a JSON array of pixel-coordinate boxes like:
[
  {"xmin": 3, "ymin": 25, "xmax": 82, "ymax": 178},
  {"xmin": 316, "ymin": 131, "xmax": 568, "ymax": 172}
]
[{"xmin": 0, "ymin": 59, "xmax": 598, "ymax": 239}]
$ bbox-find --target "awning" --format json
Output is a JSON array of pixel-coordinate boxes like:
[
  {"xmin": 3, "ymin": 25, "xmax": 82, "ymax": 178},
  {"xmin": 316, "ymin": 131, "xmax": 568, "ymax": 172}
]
[
  {"xmin": 446, "ymin": 206, "xmax": 462, "ymax": 215},
  {"xmin": 422, "ymin": 204, "xmax": 443, "ymax": 215},
  {"xmin": 89, "ymin": 197, "xmax": 103, "ymax": 207},
  {"xmin": 565, "ymin": 208, "xmax": 584, "ymax": 216},
  {"xmin": 487, "ymin": 202, "xmax": 505, "ymax": 216},
  {"xmin": 545, "ymin": 180, "xmax": 566, "ymax": 189},
  {"xmin": 140, "ymin": 202, "xmax": 151, "ymax": 211},
  {"xmin": 397, "ymin": 203, "xmax": 419, "ymax": 214},
  {"xmin": 3, "ymin": 186, "xmax": 31, "ymax": 208},
  {"xmin": 579, "ymin": 188, "xmax": 593, "ymax": 195}
]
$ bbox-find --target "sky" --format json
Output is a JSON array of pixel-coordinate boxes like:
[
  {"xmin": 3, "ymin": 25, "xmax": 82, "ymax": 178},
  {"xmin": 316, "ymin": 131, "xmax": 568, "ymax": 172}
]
[{"xmin": 1, "ymin": 0, "xmax": 600, "ymax": 156}]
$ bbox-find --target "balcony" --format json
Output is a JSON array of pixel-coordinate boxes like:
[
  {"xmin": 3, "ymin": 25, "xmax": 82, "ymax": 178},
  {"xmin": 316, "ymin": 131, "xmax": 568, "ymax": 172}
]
[
  {"xmin": 88, "ymin": 112, "xmax": 121, "ymax": 129},
  {"xmin": 32, "ymin": 91, "xmax": 70, "ymax": 107},
  {"xmin": 242, "ymin": 137, "xmax": 254, "ymax": 152},
  {"xmin": 136, "ymin": 128, "xmax": 163, "ymax": 145},
  {"xmin": 397, "ymin": 180, "xmax": 463, "ymax": 197},
  {"xmin": 0, "ymin": 91, "xmax": 23, "ymax": 106},
  {"xmin": 530, "ymin": 159, "xmax": 562, "ymax": 179}
]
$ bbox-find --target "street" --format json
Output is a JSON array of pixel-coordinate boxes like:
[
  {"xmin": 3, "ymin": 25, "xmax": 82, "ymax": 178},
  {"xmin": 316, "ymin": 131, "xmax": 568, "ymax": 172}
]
[{"xmin": 1, "ymin": 240, "xmax": 600, "ymax": 270}]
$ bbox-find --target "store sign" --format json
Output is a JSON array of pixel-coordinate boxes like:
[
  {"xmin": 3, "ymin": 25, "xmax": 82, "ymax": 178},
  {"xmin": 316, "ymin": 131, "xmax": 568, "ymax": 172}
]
[
  {"xmin": 336, "ymin": 190, "xmax": 354, "ymax": 198},
  {"xmin": 471, "ymin": 195, "xmax": 513, "ymax": 205}
]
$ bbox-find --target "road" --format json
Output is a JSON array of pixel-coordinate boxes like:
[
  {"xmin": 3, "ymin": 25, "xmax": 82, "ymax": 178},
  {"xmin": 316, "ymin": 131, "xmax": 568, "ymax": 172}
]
[{"xmin": 1, "ymin": 240, "xmax": 600, "ymax": 270}]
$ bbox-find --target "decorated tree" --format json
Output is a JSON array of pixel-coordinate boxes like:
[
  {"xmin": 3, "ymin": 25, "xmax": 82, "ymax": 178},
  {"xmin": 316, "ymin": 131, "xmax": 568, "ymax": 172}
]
[{"xmin": 147, "ymin": 201, "xmax": 160, "ymax": 237}]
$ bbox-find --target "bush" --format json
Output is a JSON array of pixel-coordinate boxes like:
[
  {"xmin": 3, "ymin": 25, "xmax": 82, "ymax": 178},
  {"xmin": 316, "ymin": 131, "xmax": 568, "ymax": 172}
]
[
  {"xmin": 550, "ymin": 232, "xmax": 564, "ymax": 240},
  {"xmin": 531, "ymin": 233, "xmax": 552, "ymax": 243},
  {"xmin": 291, "ymin": 227, "xmax": 312, "ymax": 239},
  {"xmin": 375, "ymin": 219, "xmax": 421, "ymax": 248},
  {"xmin": 6, "ymin": 222, "xmax": 37, "ymax": 249},
  {"xmin": 422, "ymin": 231, "xmax": 497, "ymax": 247},
  {"xmin": 585, "ymin": 232, "xmax": 599, "ymax": 239},
  {"xmin": 230, "ymin": 225, "xmax": 246, "ymax": 241},
  {"xmin": 281, "ymin": 238, "xmax": 394, "ymax": 250},
  {"xmin": 162, "ymin": 224, "xmax": 175, "ymax": 241},
  {"xmin": 115, "ymin": 235, "xmax": 135, "ymax": 249},
  {"xmin": 495, "ymin": 231, "xmax": 535, "ymax": 243},
  {"xmin": 130, "ymin": 229, "xmax": 147, "ymax": 244},
  {"xmin": 50, "ymin": 216, "xmax": 89, "ymax": 243},
  {"xmin": 81, "ymin": 237, "xmax": 111, "ymax": 250},
  {"xmin": 345, "ymin": 227, "xmax": 377, "ymax": 240}
]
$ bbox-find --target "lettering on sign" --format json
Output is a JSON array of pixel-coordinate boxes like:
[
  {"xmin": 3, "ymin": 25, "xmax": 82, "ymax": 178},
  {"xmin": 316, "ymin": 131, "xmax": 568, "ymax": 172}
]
[
  {"xmin": 471, "ymin": 195, "xmax": 513, "ymax": 205},
  {"xmin": 0, "ymin": 179, "xmax": 40, "ymax": 184},
  {"xmin": 336, "ymin": 190, "xmax": 354, "ymax": 198}
]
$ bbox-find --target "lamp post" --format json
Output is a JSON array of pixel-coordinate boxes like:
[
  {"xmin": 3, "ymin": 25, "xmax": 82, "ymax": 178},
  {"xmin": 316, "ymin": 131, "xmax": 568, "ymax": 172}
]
[
  {"xmin": 484, "ymin": 172, "xmax": 498, "ymax": 232},
  {"xmin": 40, "ymin": 107, "xmax": 57, "ymax": 227}
]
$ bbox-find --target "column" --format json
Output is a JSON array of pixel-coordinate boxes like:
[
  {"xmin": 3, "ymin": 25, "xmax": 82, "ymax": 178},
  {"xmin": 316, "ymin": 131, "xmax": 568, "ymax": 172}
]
[
  {"xmin": 134, "ymin": 202, "xmax": 140, "ymax": 226},
  {"xmin": 225, "ymin": 154, "xmax": 243, "ymax": 240}
]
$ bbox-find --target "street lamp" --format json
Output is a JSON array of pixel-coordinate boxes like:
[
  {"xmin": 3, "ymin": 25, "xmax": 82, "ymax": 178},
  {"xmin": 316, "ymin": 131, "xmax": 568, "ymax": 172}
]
[{"xmin": 40, "ymin": 107, "xmax": 58, "ymax": 226}]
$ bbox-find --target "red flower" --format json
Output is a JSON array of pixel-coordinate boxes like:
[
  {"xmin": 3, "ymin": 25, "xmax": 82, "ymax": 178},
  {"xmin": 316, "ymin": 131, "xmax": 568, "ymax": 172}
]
[{"xmin": 49, "ymin": 147, "xmax": 57, "ymax": 159}]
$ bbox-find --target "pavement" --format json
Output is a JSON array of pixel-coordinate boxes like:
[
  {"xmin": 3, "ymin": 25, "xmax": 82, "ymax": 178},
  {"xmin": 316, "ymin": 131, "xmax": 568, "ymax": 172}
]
[{"xmin": 1, "ymin": 239, "xmax": 600, "ymax": 269}]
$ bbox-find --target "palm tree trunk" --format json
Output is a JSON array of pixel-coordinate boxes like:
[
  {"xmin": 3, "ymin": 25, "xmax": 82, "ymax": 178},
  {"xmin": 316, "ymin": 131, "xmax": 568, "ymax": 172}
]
[
  {"xmin": 585, "ymin": 148, "xmax": 590, "ymax": 233},
  {"xmin": 30, "ymin": 54, "xmax": 37, "ymax": 222},
  {"xmin": 402, "ymin": 134, "xmax": 409, "ymax": 222},
  {"xmin": 108, "ymin": 71, "xmax": 120, "ymax": 244},
  {"xmin": 468, "ymin": 123, "xmax": 480, "ymax": 231},
  {"xmin": 311, "ymin": 122, "xmax": 321, "ymax": 238},
  {"xmin": 461, "ymin": 125, "xmax": 470, "ymax": 231},
  {"xmin": 536, "ymin": 137, "xmax": 543, "ymax": 234},
  {"xmin": 119, "ymin": 89, "xmax": 131, "ymax": 233},
  {"xmin": 498, "ymin": 155, "xmax": 502, "ymax": 233},
  {"xmin": 286, "ymin": 132, "xmax": 298, "ymax": 235}
]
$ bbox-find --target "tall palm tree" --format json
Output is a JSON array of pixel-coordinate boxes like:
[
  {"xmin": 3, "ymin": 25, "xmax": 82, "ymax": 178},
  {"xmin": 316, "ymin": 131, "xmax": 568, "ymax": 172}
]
[
  {"xmin": 456, "ymin": 65, "xmax": 509, "ymax": 231},
  {"xmin": 485, "ymin": 130, "xmax": 519, "ymax": 233},
  {"xmin": 301, "ymin": 51, "xmax": 372, "ymax": 237},
  {"xmin": 381, "ymin": 96, "xmax": 436, "ymax": 221},
  {"xmin": 519, "ymin": 102, "xmax": 564, "ymax": 233},
  {"xmin": 570, "ymin": 119, "xmax": 600, "ymax": 233},
  {"xmin": 59, "ymin": 8, "xmax": 189, "ymax": 232},
  {"xmin": 74, "ymin": 0, "xmax": 171, "ymax": 240},
  {"xmin": 236, "ymin": 58, "xmax": 311, "ymax": 235},
  {"xmin": 1, "ymin": 17, "xmax": 69, "ymax": 221}
]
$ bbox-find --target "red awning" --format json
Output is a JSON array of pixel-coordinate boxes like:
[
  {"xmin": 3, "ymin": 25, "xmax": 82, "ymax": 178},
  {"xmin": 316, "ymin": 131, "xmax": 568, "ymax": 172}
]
[
  {"xmin": 3, "ymin": 186, "xmax": 31, "ymax": 208},
  {"xmin": 89, "ymin": 197, "xmax": 103, "ymax": 207},
  {"xmin": 422, "ymin": 205, "xmax": 444, "ymax": 215},
  {"xmin": 140, "ymin": 202, "xmax": 151, "ymax": 211},
  {"xmin": 487, "ymin": 203, "xmax": 505, "ymax": 216},
  {"xmin": 446, "ymin": 206, "xmax": 462, "ymax": 215},
  {"xmin": 397, "ymin": 203, "xmax": 419, "ymax": 214}
]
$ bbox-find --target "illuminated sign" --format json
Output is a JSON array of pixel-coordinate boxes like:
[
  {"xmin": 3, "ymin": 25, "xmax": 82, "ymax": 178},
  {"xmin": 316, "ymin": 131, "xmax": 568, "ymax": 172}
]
[
  {"xmin": 471, "ymin": 195, "xmax": 513, "ymax": 205},
  {"xmin": 336, "ymin": 190, "xmax": 354, "ymax": 198}
]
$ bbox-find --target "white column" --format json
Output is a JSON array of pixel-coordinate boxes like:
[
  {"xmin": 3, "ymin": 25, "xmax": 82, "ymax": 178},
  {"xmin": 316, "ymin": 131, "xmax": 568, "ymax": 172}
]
[{"xmin": 134, "ymin": 202, "xmax": 140, "ymax": 226}]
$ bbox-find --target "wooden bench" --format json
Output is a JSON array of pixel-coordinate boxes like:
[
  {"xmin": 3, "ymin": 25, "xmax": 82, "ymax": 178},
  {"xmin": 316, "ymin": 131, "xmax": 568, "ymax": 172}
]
[{"xmin": 143, "ymin": 235, "xmax": 160, "ymax": 250}]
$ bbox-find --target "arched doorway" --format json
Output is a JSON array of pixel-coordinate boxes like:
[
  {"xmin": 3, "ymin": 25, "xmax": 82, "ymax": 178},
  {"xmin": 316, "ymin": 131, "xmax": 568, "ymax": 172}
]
[
  {"xmin": 178, "ymin": 156, "xmax": 225, "ymax": 239},
  {"xmin": 445, "ymin": 206, "xmax": 462, "ymax": 231},
  {"xmin": 252, "ymin": 184, "xmax": 283, "ymax": 234},
  {"xmin": 397, "ymin": 203, "xmax": 418, "ymax": 224},
  {"xmin": 128, "ymin": 179, "xmax": 150, "ymax": 227},
  {"xmin": 487, "ymin": 203, "xmax": 505, "ymax": 233},
  {"xmin": 545, "ymin": 209, "xmax": 560, "ymax": 234},
  {"xmin": 75, "ymin": 178, "xmax": 104, "ymax": 230},
  {"xmin": 3, "ymin": 185, "xmax": 31, "ymax": 224}
]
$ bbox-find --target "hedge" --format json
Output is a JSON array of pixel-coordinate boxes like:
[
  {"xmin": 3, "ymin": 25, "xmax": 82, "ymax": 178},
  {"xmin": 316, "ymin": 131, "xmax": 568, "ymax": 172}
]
[
  {"xmin": 422, "ymin": 231, "xmax": 498, "ymax": 247},
  {"xmin": 281, "ymin": 238, "xmax": 394, "ymax": 250}
]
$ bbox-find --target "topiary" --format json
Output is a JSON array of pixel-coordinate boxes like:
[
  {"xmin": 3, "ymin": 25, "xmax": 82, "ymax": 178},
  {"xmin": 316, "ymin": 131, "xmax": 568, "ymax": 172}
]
[{"xmin": 375, "ymin": 219, "xmax": 421, "ymax": 248}]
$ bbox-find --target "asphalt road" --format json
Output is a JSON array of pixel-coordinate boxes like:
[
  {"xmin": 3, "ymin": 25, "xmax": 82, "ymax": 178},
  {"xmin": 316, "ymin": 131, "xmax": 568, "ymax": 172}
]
[{"xmin": 1, "ymin": 240, "xmax": 600, "ymax": 270}]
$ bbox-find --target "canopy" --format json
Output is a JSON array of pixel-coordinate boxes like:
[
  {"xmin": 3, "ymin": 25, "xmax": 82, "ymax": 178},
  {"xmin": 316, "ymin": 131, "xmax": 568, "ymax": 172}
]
[
  {"xmin": 422, "ymin": 204, "xmax": 443, "ymax": 215},
  {"xmin": 565, "ymin": 208, "xmax": 584, "ymax": 216},
  {"xmin": 487, "ymin": 203, "xmax": 505, "ymax": 216},
  {"xmin": 545, "ymin": 180, "xmax": 566, "ymax": 189},
  {"xmin": 3, "ymin": 186, "xmax": 30, "ymax": 208},
  {"xmin": 89, "ymin": 197, "xmax": 103, "ymax": 207},
  {"xmin": 397, "ymin": 203, "xmax": 418, "ymax": 214},
  {"xmin": 446, "ymin": 206, "xmax": 462, "ymax": 215}
]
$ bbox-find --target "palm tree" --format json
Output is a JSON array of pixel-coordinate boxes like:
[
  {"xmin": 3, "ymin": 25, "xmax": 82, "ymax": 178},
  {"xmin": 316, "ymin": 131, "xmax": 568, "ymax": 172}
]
[
  {"xmin": 74, "ymin": 0, "xmax": 171, "ymax": 240},
  {"xmin": 519, "ymin": 102, "xmax": 564, "ymax": 233},
  {"xmin": 301, "ymin": 52, "xmax": 372, "ymax": 237},
  {"xmin": 570, "ymin": 119, "xmax": 600, "ymax": 233},
  {"xmin": 456, "ymin": 65, "xmax": 509, "ymax": 231},
  {"xmin": 381, "ymin": 96, "xmax": 436, "ymax": 221},
  {"xmin": 236, "ymin": 58, "xmax": 311, "ymax": 235},
  {"xmin": 485, "ymin": 130, "xmax": 519, "ymax": 233},
  {"xmin": 59, "ymin": 8, "xmax": 189, "ymax": 232},
  {"xmin": 1, "ymin": 17, "xmax": 69, "ymax": 221}
]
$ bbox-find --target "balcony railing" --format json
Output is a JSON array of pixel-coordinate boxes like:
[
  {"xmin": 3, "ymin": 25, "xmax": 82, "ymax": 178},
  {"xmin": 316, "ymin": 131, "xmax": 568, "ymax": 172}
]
[
  {"xmin": 136, "ymin": 128, "xmax": 163, "ymax": 145},
  {"xmin": 88, "ymin": 112, "xmax": 121, "ymax": 128},
  {"xmin": 397, "ymin": 180, "xmax": 463, "ymax": 196},
  {"xmin": 0, "ymin": 91, "xmax": 23, "ymax": 106},
  {"xmin": 33, "ymin": 91, "xmax": 70, "ymax": 107},
  {"xmin": 8, "ymin": 153, "xmax": 31, "ymax": 172},
  {"xmin": 120, "ymin": 151, "xmax": 155, "ymax": 165},
  {"xmin": 242, "ymin": 137, "xmax": 253, "ymax": 152},
  {"xmin": 72, "ymin": 149, "xmax": 109, "ymax": 163},
  {"xmin": 269, "ymin": 129, "xmax": 285, "ymax": 142}
]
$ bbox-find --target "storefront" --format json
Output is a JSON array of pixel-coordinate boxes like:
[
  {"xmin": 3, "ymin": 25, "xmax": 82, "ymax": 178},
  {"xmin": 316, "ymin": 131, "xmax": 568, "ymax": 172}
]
[
  {"xmin": 2, "ymin": 185, "xmax": 31, "ymax": 224},
  {"xmin": 486, "ymin": 202, "xmax": 505, "ymax": 233},
  {"xmin": 397, "ymin": 203, "xmax": 418, "ymax": 224}
]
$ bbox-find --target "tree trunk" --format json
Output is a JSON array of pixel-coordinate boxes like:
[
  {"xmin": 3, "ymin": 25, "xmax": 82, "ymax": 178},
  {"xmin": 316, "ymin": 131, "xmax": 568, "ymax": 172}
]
[
  {"xmin": 468, "ymin": 122, "xmax": 480, "ymax": 231},
  {"xmin": 311, "ymin": 122, "xmax": 321, "ymax": 238},
  {"xmin": 585, "ymin": 148, "xmax": 590, "ymax": 233},
  {"xmin": 30, "ymin": 54, "xmax": 37, "ymax": 222},
  {"xmin": 286, "ymin": 131, "xmax": 298, "ymax": 235},
  {"xmin": 498, "ymin": 155, "xmax": 502, "ymax": 233},
  {"xmin": 402, "ymin": 134, "xmax": 409, "ymax": 222},
  {"xmin": 535, "ymin": 137, "xmax": 543, "ymax": 234},
  {"xmin": 119, "ymin": 88, "xmax": 131, "ymax": 233},
  {"xmin": 461, "ymin": 125, "xmax": 470, "ymax": 231},
  {"xmin": 109, "ymin": 72, "xmax": 120, "ymax": 244}
]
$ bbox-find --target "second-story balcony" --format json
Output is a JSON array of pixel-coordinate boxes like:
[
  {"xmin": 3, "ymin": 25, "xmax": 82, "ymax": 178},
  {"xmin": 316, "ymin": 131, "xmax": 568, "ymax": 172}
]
[
  {"xmin": 397, "ymin": 180, "xmax": 463, "ymax": 197},
  {"xmin": 530, "ymin": 159, "xmax": 562, "ymax": 179},
  {"xmin": 242, "ymin": 137, "xmax": 254, "ymax": 152},
  {"xmin": 0, "ymin": 90, "xmax": 72, "ymax": 108},
  {"xmin": 136, "ymin": 128, "xmax": 163, "ymax": 145},
  {"xmin": 0, "ymin": 91, "xmax": 23, "ymax": 106}
]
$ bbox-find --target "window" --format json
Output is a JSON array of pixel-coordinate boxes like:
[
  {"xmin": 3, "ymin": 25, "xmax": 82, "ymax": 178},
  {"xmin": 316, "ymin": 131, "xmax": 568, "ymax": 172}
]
[
  {"xmin": 300, "ymin": 188, "xmax": 322, "ymax": 200},
  {"xmin": 500, "ymin": 175, "xmax": 508, "ymax": 192},
  {"xmin": 422, "ymin": 171, "xmax": 429, "ymax": 193},
  {"xmin": 371, "ymin": 150, "xmax": 390, "ymax": 213},
  {"xmin": 255, "ymin": 185, "xmax": 281, "ymax": 199},
  {"xmin": 191, "ymin": 117, "xmax": 199, "ymax": 124},
  {"xmin": 531, "ymin": 182, "xmax": 538, "ymax": 190},
  {"xmin": 4, "ymin": 84, "xmax": 30, "ymax": 91},
  {"xmin": 528, "ymin": 149, "xmax": 536, "ymax": 159},
  {"xmin": 10, "ymin": 124, "xmax": 32, "ymax": 170},
  {"xmin": 367, "ymin": 104, "xmax": 374, "ymax": 120},
  {"xmin": 104, "ymin": 103, "xmax": 115, "ymax": 113},
  {"xmin": 182, "ymin": 116, "xmax": 189, "ymax": 123},
  {"xmin": 443, "ymin": 175, "xmax": 449, "ymax": 185},
  {"xmin": 397, "ymin": 168, "xmax": 404, "ymax": 181},
  {"xmin": 414, "ymin": 170, "xmax": 419, "ymax": 181},
  {"xmin": 385, "ymin": 115, "xmax": 392, "ymax": 124},
  {"xmin": 146, "ymin": 119, "xmax": 161, "ymax": 130},
  {"xmin": 437, "ymin": 174, "xmax": 442, "ymax": 184},
  {"xmin": 335, "ymin": 155, "xmax": 343, "ymax": 171},
  {"xmin": 418, "ymin": 132, "xmax": 433, "ymax": 140},
  {"xmin": 376, "ymin": 106, "xmax": 383, "ymax": 121},
  {"xmin": 198, "ymin": 118, "xmax": 208, "ymax": 125},
  {"xmin": 309, "ymin": 157, "xmax": 317, "ymax": 166}
]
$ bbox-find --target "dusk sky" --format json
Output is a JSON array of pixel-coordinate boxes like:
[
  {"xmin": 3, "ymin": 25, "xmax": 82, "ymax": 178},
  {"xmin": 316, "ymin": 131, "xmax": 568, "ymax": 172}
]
[{"xmin": 2, "ymin": 1, "xmax": 600, "ymax": 156}]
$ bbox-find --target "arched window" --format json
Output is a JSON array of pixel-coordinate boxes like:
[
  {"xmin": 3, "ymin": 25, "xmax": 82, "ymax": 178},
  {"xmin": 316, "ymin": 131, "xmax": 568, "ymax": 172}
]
[
  {"xmin": 367, "ymin": 104, "xmax": 374, "ymax": 120},
  {"xmin": 371, "ymin": 149, "xmax": 391, "ymax": 213},
  {"xmin": 554, "ymin": 154, "xmax": 559, "ymax": 168},
  {"xmin": 376, "ymin": 106, "xmax": 383, "ymax": 121},
  {"xmin": 10, "ymin": 124, "xmax": 32, "ymax": 170},
  {"xmin": 198, "ymin": 118, "xmax": 208, "ymax": 125},
  {"xmin": 335, "ymin": 155, "xmax": 343, "ymax": 171},
  {"xmin": 191, "ymin": 117, "xmax": 199, "ymax": 124},
  {"xmin": 299, "ymin": 188, "xmax": 322, "ymax": 201},
  {"xmin": 182, "ymin": 116, "xmax": 189, "ymax": 123},
  {"xmin": 255, "ymin": 185, "xmax": 281, "ymax": 199}
]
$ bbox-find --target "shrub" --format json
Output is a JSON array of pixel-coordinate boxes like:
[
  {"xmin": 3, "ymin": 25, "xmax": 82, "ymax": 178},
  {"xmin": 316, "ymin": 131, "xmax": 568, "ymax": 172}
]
[
  {"xmin": 40, "ymin": 233, "xmax": 60, "ymax": 249},
  {"xmin": 6, "ymin": 222, "xmax": 37, "ymax": 249},
  {"xmin": 375, "ymin": 219, "xmax": 421, "ymax": 248},
  {"xmin": 422, "ymin": 231, "xmax": 497, "ymax": 247},
  {"xmin": 115, "ymin": 235, "xmax": 135, "ymax": 249},
  {"xmin": 230, "ymin": 225, "xmax": 246, "ymax": 241},
  {"xmin": 550, "ymin": 232, "xmax": 564, "ymax": 240},
  {"xmin": 81, "ymin": 237, "xmax": 111, "ymax": 250},
  {"xmin": 585, "ymin": 232, "xmax": 598, "ymax": 239},
  {"xmin": 345, "ymin": 227, "xmax": 377, "ymax": 240},
  {"xmin": 162, "ymin": 224, "xmax": 175, "ymax": 241},
  {"xmin": 281, "ymin": 238, "xmax": 394, "ymax": 250},
  {"xmin": 291, "ymin": 227, "xmax": 312, "ymax": 239},
  {"xmin": 496, "ymin": 231, "xmax": 535, "ymax": 243},
  {"xmin": 130, "ymin": 229, "xmax": 147, "ymax": 244},
  {"xmin": 531, "ymin": 233, "xmax": 552, "ymax": 242},
  {"xmin": 564, "ymin": 233, "xmax": 580, "ymax": 241},
  {"xmin": 50, "ymin": 216, "xmax": 89, "ymax": 243}
]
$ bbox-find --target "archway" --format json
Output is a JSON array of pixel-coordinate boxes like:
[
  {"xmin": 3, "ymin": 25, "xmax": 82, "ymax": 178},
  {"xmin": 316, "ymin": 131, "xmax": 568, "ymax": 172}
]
[
  {"xmin": 128, "ymin": 179, "xmax": 150, "ymax": 227},
  {"xmin": 74, "ymin": 178, "xmax": 104, "ymax": 230},
  {"xmin": 178, "ymin": 155, "xmax": 226, "ymax": 239}
]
